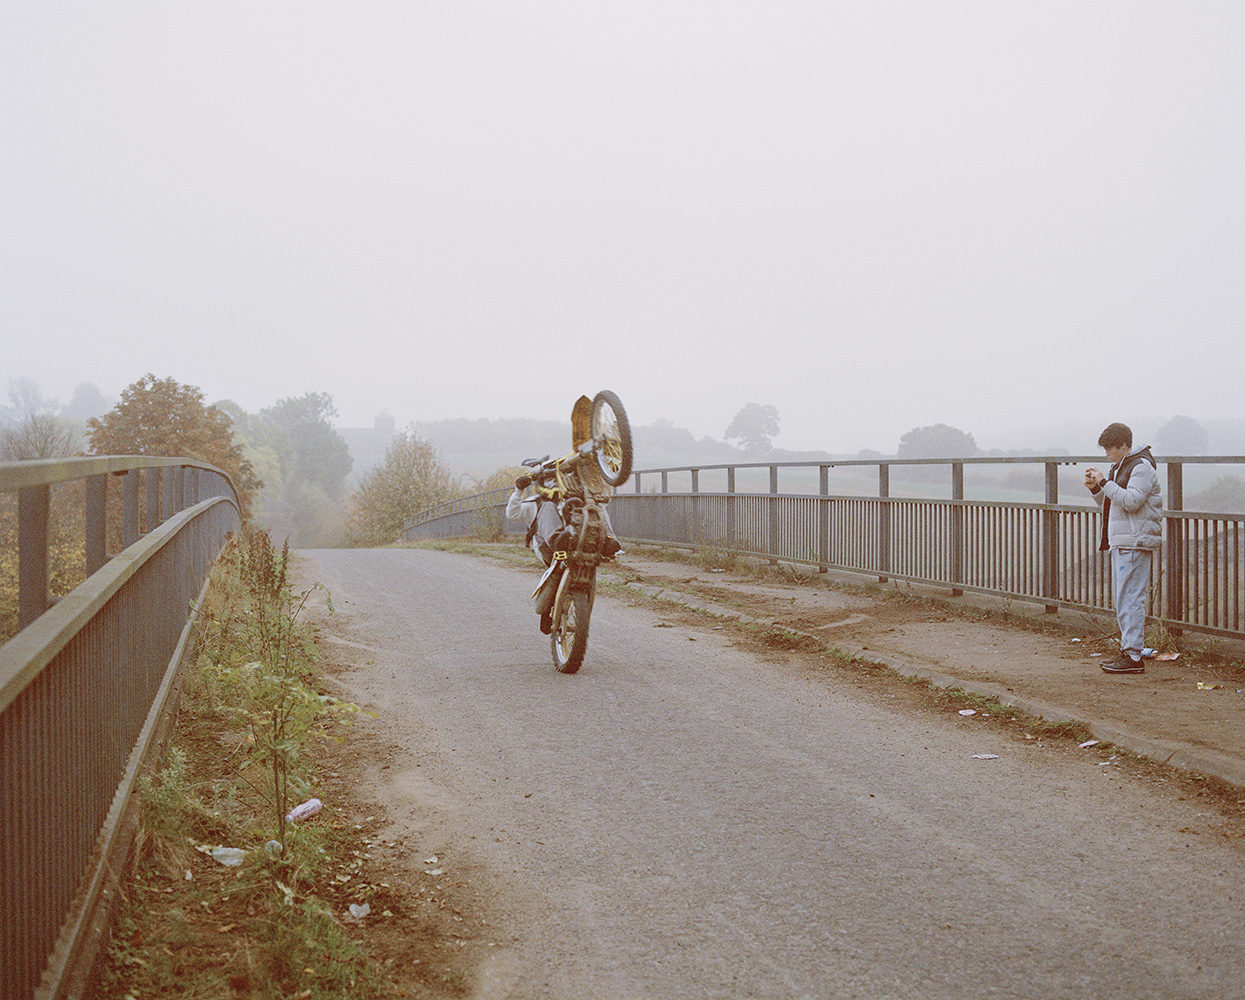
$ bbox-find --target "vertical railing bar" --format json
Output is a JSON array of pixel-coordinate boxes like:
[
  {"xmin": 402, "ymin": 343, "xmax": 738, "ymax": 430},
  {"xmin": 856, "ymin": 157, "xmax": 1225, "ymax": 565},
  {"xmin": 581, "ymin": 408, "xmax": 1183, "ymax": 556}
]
[
  {"xmin": 1166, "ymin": 462, "xmax": 1184, "ymax": 629},
  {"xmin": 85, "ymin": 475, "xmax": 107, "ymax": 576},
  {"xmin": 768, "ymin": 465, "xmax": 779, "ymax": 566},
  {"xmin": 18, "ymin": 484, "xmax": 51, "ymax": 628},
  {"xmin": 161, "ymin": 466, "xmax": 174, "ymax": 523},
  {"xmin": 818, "ymin": 466, "xmax": 829, "ymax": 573},
  {"xmin": 1042, "ymin": 462, "xmax": 1058, "ymax": 612},
  {"xmin": 1202, "ymin": 517, "xmax": 1210, "ymax": 626},
  {"xmin": 878, "ymin": 463, "xmax": 890, "ymax": 582},
  {"xmin": 144, "ymin": 467, "xmax": 159, "ymax": 533},
  {"xmin": 122, "ymin": 470, "xmax": 139, "ymax": 549}
]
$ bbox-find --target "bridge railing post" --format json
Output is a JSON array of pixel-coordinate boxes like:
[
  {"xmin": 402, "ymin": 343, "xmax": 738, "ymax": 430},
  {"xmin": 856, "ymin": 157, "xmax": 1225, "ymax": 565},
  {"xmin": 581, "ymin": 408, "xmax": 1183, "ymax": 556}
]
[
  {"xmin": 122, "ymin": 470, "xmax": 140, "ymax": 548},
  {"xmin": 86, "ymin": 474, "xmax": 107, "ymax": 575},
  {"xmin": 145, "ymin": 468, "xmax": 160, "ymax": 532},
  {"xmin": 1041, "ymin": 462, "xmax": 1059, "ymax": 613},
  {"xmin": 18, "ymin": 484, "xmax": 50, "ymax": 628},
  {"xmin": 768, "ymin": 464, "xmax": 779, "ymax": 566},
  {"xmin": 878, "ymin": 463, "xmax": 890, "ymax": 582},
  {"xmin": 1165, "ymin": 461, "xmax": 1184, "ymax": 632},
  {"xmin": 818, "ymin": 465, "xmax": 829, "ymax": 573},
  {"xmin": 950, "ymin": 462, "xmax": 964, "ymax": 595}
]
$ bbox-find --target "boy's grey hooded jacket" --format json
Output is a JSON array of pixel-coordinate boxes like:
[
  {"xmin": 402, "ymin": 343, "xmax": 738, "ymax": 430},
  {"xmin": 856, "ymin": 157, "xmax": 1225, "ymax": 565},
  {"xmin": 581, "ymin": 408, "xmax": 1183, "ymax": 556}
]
[{"xmin": 1091, "ymin": 445, "xmax": 1163, "ymax": 550}]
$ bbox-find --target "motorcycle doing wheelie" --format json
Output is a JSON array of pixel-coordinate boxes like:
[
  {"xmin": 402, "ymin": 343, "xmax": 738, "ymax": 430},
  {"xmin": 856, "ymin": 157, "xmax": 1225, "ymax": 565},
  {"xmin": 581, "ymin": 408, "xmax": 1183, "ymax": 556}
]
[{"xmin": 522, "ymin": 390, "xmax": 633, "ymax": 674}]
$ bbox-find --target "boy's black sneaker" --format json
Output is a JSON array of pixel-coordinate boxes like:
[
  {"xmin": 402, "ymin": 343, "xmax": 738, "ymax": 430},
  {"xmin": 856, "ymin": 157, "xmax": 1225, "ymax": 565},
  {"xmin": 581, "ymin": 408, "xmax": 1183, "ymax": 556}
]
[{"xmin": 1102, "ymin": 652, "xmax": 1145, "ymax": 674}]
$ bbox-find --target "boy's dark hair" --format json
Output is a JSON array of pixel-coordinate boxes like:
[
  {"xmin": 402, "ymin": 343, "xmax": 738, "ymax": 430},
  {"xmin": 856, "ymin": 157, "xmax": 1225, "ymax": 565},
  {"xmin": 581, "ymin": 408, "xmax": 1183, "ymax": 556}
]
[{"xmin": 1097, "ymin": 422, "xmax": 1133, "ymax": 449}]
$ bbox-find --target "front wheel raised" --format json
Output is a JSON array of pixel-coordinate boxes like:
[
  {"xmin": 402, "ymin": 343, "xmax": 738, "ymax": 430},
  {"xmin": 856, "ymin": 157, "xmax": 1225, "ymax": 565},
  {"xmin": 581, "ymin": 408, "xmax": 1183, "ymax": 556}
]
[
  {"xmin": 590, "ymin": 389, "xmax": 633, "ymax": 487},
  {"xmin": 551, "ymin": 588, "xmax": 592, "ymax": 674}
]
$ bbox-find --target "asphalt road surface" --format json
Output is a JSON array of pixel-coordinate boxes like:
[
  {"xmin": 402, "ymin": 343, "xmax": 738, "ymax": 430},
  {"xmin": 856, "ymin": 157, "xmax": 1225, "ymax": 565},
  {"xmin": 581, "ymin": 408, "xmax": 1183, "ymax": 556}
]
[{"xmin": 296, "ymin": 548, "xmax": 1244, "ymax": 1000}]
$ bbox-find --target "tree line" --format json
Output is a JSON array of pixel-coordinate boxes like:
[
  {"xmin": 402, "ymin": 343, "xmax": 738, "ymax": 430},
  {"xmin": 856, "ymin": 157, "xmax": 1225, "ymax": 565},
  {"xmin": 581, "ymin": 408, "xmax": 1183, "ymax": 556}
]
[{"xmin": 0, "ymin": 374, "xmax": 463, "ymax": 554}]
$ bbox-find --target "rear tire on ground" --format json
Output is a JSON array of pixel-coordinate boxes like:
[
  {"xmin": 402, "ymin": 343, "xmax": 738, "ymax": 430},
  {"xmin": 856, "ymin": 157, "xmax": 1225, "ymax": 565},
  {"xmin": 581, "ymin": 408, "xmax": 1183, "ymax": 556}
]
[
  {"xmin": 551, "ymin": 588, "xmax": 592, "ymax": 674},
  {"xmin": 590, "ymin": 390, "xmax": 633, "ymax": 487}
]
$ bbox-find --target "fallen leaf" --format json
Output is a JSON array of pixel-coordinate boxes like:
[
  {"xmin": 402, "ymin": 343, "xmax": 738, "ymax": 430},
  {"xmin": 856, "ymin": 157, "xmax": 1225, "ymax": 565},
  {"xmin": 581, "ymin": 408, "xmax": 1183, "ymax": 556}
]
[
  {"xmin": 958, "ymin": 709, "xmax": 976, "ymax": 717},
  {"xmin": 972, "ymin": 754, "xmax": 1000, "ymax": 760},
  {"xmin": 1079, "ymin": 739, "xmax": 1100, "ymax": 749}
]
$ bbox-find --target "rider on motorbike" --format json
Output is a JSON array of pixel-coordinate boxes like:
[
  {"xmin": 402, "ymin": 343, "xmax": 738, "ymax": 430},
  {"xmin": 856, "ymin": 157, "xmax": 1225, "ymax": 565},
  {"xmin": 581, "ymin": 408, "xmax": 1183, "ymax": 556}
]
[{"xmin": 506, "ymin": 475, "xmax": 622, "ymax": 567}]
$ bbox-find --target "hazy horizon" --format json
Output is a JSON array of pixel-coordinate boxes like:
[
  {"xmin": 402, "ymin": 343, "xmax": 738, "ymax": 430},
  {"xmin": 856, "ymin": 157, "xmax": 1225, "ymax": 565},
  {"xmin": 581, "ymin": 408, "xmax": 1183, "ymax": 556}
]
[{"xmin": 4, "ymin": 3, "xmax": 1242, "ymax": 454}]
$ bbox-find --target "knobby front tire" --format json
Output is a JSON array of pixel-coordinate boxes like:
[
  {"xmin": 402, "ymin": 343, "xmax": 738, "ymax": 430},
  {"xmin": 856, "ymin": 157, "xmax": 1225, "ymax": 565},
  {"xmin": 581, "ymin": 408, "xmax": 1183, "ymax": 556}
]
[
  {"xmin": 551, "ymin": 588, "xmax": 592, "ymax": 674},
  {"xmin": 591, "ymin": 389, "xmax": 633, "ymax": 487}
]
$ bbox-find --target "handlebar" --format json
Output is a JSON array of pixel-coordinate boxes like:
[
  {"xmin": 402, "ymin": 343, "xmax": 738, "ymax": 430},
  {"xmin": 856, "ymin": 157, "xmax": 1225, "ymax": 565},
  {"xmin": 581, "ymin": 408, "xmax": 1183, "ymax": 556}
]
[{"xmin": 528, "ymin": 442, "xmax": 595, "ymax": 488}]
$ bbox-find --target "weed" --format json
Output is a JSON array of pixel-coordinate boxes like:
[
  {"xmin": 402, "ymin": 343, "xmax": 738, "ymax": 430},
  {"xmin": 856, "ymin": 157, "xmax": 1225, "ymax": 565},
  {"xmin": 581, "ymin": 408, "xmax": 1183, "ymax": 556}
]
[
  {"xmin": 195, "ymin": 526, "xmax": 360, "ymax": 852},
  {"xmin": 101, "ymin": 526, "xmax": 398, "ymax": 1000}
]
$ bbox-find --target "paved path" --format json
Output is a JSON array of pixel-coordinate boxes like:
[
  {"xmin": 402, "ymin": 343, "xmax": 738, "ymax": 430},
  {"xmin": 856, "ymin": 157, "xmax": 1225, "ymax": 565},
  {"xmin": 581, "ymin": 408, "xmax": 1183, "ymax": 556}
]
[
  {"xmin": 610, "ymin": 554, "xmax": 1245, "ymax": 790},
  {"xmin": 297, "ymin": 548, "xmax": 1245, "ymax": 1000}
]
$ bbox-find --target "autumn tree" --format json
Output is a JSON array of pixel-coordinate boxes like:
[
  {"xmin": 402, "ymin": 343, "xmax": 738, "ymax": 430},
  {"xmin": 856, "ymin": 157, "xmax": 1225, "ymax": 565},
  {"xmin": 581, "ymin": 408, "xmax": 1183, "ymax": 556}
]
[
  {"xmin": 347, "ymin": 431, "xmax": 459, "ymax": 547},
  {"xmin": 896, "ymin": 424, "xmax": 978, "ymax": 459},
  {"xmin": 87, "ymin": 374, "xmax": 260, "ymax": 513},
  {"xmin": 724, "ymin": 403, "xmax": 781, "ymax": 454}
]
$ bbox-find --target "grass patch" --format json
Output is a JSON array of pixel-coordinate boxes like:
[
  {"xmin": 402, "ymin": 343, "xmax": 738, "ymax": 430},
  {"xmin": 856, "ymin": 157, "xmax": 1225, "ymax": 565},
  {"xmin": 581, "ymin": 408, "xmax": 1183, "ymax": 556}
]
[{"xmin": 98, "ymin": 526, "xmax": 417, "ymax": 1000}]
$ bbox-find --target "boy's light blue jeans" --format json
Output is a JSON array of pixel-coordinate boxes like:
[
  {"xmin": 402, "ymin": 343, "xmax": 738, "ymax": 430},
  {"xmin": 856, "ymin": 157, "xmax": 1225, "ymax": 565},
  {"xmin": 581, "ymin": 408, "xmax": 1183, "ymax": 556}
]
[{"xmin": 1112, "ymin": 548, "xmax": 1153, "ymax": 659}]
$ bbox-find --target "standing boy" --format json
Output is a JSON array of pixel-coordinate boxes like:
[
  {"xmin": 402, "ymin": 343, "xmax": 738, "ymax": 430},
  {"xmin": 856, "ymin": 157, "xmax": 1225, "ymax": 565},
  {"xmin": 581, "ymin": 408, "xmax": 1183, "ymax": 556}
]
[{"xmin": 1084, "ymin": 422, "xmax": 1163, "ymax": 674}]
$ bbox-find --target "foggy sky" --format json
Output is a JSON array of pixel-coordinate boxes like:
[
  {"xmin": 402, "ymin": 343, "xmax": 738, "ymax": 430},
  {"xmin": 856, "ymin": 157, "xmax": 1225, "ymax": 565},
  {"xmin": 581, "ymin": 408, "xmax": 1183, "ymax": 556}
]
[{"xmin": 2, "ymin": 2, "xmax": 1242, "ymax": 454}]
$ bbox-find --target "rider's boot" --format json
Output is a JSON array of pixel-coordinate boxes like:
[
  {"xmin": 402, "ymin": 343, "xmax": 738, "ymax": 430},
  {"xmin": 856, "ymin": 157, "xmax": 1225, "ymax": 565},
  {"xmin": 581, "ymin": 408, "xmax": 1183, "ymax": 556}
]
[{"xmin": 540, "ymin": 608, "xmax": 553, "ymax": 634}]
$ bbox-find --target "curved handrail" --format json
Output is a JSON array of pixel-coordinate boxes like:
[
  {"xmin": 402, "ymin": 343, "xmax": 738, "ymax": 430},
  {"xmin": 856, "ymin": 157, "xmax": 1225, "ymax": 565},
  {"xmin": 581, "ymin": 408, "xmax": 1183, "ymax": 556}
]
[
  {"xmin": 0, "ymin": 495, "xmax": 236, "ymax": 713},
  {"xmin": 0, "ymin": 454, "xmax": 239, "ymax": 498},
  {"xmin": 627, "ymin": 454, "xmax": 1245, "ymax": 475},
  {"xmin": 0, "ymin": 456, "xmax": 241, "ymax": 1000},
  {"xmin": 2, "ymin": 455, "xmax": 240, "ymax": 632}
]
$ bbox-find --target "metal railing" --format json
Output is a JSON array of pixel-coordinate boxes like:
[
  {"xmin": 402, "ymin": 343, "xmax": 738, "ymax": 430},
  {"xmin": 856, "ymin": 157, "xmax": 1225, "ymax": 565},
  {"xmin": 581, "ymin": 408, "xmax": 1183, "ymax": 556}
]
[
  {"xmin": 402, "ymin": 456, "xmax": 1245, "ymax": 640},
  {"xmin": 1, "ymin": 457, "xmax": 241, "ymax": 1000},
  {"xmin": 400, "ymin": 487, "xmax": 523, "ymax": 543}
]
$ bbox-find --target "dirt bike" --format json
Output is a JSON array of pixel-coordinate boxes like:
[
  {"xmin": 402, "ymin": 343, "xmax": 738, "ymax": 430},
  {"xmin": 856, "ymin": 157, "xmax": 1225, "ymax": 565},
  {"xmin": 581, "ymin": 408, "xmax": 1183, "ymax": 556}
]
[{"xmin": 523, "ymin": 390, "xmax": 633, "ymax": 674}]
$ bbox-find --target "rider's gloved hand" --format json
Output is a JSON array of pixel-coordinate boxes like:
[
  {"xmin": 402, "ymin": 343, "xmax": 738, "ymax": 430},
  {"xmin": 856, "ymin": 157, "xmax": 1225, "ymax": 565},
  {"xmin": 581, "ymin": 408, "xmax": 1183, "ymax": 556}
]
[{"xmin": 515, "ymin": 475, "xmax": 532, "ymax": 489}]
